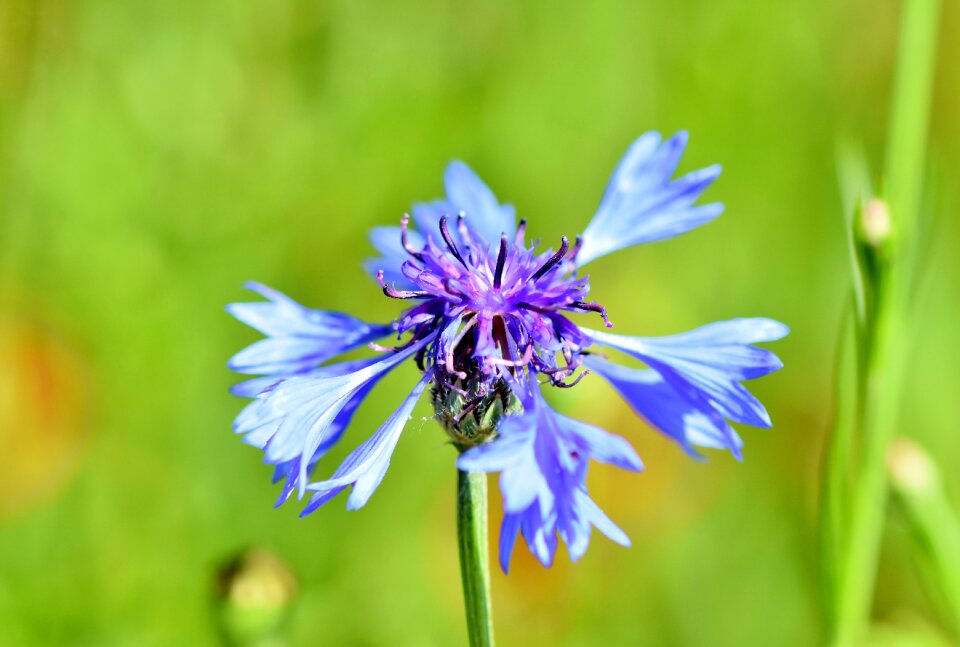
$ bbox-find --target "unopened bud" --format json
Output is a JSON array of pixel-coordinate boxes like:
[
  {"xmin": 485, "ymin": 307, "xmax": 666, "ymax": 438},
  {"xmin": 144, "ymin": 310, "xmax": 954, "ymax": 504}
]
[
  {"xmin": 887, "ymin": 437, "xmax": 938, "ymax": 496},
  {"xmin": 861, "ymin": 198, "xmax": 892, "ymax": 248},
  {"xmin": 215, "ymin": 548, "xmax": 297, "ymax": 646}
]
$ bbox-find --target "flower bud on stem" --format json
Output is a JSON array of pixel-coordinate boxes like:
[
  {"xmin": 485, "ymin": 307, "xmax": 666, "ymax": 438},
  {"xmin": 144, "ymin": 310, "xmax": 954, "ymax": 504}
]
[{"xmin": 822, "ymin": 0, "xmax": 941, "ymax": 643}]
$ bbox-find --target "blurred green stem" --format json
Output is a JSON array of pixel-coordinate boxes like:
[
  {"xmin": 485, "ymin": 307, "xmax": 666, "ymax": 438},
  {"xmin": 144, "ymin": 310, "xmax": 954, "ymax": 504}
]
[
  {"xmin": 457, "ymin": 469, "xmax": 494, "ymax": 647},
  {"xmin": 888, "ymin": 438, "xmax": 960, "ymax": 637},
  {"xmin": 827, "ymin": 0, "xmax": 940, "ymax": 643},
  {"xmin": 884, "ymin": 0, "xmax": 940, "ymax": 239},
  {"xmin": 832, "ymin": 262, "xmax": 902, "ymax": 645}
]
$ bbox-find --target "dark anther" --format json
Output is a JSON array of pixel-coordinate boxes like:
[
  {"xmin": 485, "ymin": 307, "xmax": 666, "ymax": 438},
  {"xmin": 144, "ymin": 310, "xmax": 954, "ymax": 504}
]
[
  {"xmin": 400, "ymin": 213, "xmax": 424, "ymax": 261},
  {"xmin": 567, "ymin": 235, "xmax": 583, "ymax": 261},
  {"xmin": 441, "ymin": 278, "xmax": 467, "ymax": 300},
  {"xmin": 376, "ymin": 270, "xmax": 431, "ymax": 300},
  {"xmin": 516, "ymin": 301, "xmax": 549, "ymax": 314},
  {"xmin": 415, "ymin": 346, "xmax": 427, "ymax": 371},
  {"xmin": 551, "ymin": 369, "xmax": 590, "ymax": 389},
  {"xmin": 493, "ymin": 235, "xmax": 508, "ymax": 289},
  {"xmin": 571, "ymin": 300, "xmax": 613, "ymax": 328},
  {"xmin": 531, "ymin": 236, "xmax": 569, "ymax": 281},
  {"xmin": 439, "ymin": 216, "xmax": 469, "ymax": 268},
  {"xmin": 514, "ymin": 219, "xmax": 528, "ymax": 245}
]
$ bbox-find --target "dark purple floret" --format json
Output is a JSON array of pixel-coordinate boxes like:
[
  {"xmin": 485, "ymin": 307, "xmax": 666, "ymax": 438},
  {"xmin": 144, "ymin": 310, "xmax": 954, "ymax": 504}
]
[{"xmin": 376, "ymin": 213, "xmax": 611, "ymax": 412}]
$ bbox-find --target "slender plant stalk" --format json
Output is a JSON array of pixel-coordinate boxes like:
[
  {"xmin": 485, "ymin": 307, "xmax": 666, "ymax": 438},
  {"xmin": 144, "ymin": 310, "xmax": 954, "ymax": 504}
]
[
  {"xmin": 884, "ymin": 0, "xmax": 940, "ymax": 239},
  {"xmin": 827, "ymin": 0, "xmax": 940, "ymax": 642},
  {"xmin": 819, "ymin": 145, "xmax": 874, "ymax": 625},
  {"xmin": 888, "ymin": 438, "xmax": 960, "ymax": 638},
  {"xmin": 831, "ymin": 267, "xmax": 903, "ymax": 645},
  {"xmin": 457, "ymin": 469, "xmax": 495, "ymax": 647}
]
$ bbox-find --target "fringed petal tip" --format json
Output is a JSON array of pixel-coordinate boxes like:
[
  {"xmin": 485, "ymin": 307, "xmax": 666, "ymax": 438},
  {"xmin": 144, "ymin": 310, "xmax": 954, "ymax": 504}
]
[
  {"xmin": 227, "ymin": 282, "xmax": 393, "ymax": 376},
  {"xmin": 577, "ymin": 131, "xmax": 723, "ymax": 267},
  {"xmin": 298, "ymin": 373, "xmax": 432, "ymax": 515},
  {"xmin": 231, "ymin": 337, "xmax": 432, "ymax": 511},
  {"xmin": 461, "ymin": 382, "xmax": 638, "ymax": 571},
  {"xmin": 585, "ymin": 317, "xmax": 785, "ymax": 459}
]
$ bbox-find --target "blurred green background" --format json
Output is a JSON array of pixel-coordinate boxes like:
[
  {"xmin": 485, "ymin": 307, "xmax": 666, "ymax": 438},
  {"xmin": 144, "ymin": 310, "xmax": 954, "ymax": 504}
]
[{"xmin": 1, "ymin": 1, "xmax": 958, "ymax": 645}]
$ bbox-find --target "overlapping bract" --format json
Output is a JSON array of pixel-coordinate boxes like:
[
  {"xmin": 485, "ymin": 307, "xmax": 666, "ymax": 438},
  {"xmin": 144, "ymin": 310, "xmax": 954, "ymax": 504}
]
[{"xmin": 227, "ymin": 131, "xmax": 787, "ymax": 572}]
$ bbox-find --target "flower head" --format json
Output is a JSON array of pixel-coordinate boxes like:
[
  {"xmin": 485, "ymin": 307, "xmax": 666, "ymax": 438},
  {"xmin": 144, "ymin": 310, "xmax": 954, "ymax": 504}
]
[{"xmin": 227, "ymin": 131, "xmax": 787, "ymax": 571}]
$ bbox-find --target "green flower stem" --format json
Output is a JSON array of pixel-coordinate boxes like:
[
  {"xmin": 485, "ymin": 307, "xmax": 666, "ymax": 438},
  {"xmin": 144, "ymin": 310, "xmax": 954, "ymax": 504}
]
[
  {"xmin": 888, "ymin": 438, "xmax": 960, "ymax": 638},
  {"xmin": 831, "ymin": 268, "xmax": 904, "ymax": 645},
  {"xmin": 827, "ymin": 0, "xmax": 940, "ymax": 642},
  {"xmin": 884, "ymin": 0, "xmax": 941, "ymax": 242},
  {"xmin": 457, "ymin": 469, "xmax": 495, "ymax": 647}
]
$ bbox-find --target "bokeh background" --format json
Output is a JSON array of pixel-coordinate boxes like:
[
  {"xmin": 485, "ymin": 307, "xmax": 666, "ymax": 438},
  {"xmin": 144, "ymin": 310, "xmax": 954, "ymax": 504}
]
[{"xmin": 1, "ymin": 1, "xmax": 958, "ymax": 645}]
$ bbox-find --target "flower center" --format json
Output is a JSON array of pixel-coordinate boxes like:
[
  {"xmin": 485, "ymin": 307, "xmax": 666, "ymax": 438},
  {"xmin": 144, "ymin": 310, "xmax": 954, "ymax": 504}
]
[{"xmin": 375, "ymin": 213, "xmax": 613, "ymax": 393}]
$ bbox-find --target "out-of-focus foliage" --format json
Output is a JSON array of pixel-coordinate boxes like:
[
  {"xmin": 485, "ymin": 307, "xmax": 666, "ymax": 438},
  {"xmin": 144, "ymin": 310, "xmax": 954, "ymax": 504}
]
[{"xmin": 0, "ymin": 1, "xmax": 957, "ymax": 645}]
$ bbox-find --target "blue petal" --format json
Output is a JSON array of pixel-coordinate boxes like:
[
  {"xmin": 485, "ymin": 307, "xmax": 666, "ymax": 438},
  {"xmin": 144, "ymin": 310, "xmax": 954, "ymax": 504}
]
[
  {"xmin": 562, "ymin": 417, "xmax": 644, "ymax": 472},
  {"xmin": 362, "ymin": 227, "xmax": 423, "ymax": 290},
  {"xmin": 458, "ymin": 384, "xmax": 637, "ymax": 570},
  {"xmin": 232, "ymin": 364, "xmax": 378, "ymax": 506},
  {"xmin": 231, "ymin": 375, "xmax": 284, "ymax": 398},
  {"xmin": 227, "ymin": 282, "xmax": 393, "ymax": 375},
  {"xmin": 577, "ymin": 132, "xmax": 723, "ymax": 266},
  {"xmin": 499, "ymin": 513, "xmax": 522, "ymax": 573},
  {"xmin": 584, "ymin": 356, "xmax": 743, "ymax": 458},
  {"xmin": 270, "ymin": 378, "xmax": 379, "ymax": 506},
  {"xmin": 362, "ymin": 257, "xmax": 415, "ymax": 292},
  {"xmin": 233, "ymin": 337, "xmax": 432, "ymax": 497},
  {"xmin": 411, "ymin": 200, "xmax": 457, "ymax": 240},
  {"xmin": 585, "ymin": 318, "xmax": 787, "ymax": 453},
  {"xmin": 301, "ymin": 373, "xmax": 431, "ymax": 514},
  {"xmin": 443, "ymin": 161, "xmax": 516, "ymax": 244},
  {"xmin": 575, "ymin": 489, "xmax": 630, "ymax": 548}
]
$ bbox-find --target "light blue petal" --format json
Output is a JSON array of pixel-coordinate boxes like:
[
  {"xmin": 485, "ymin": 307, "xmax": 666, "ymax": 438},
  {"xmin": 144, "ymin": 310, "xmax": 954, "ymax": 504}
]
[
  {"xmin": 586, "ymin": 318, "xmax": 786, "ymax": 450},
  {"xmin": 584, "ymin": 356, "xmax": 743, "ymax": 458},
  {"xmin": 575, "ymin": 488, "xmax": 630, "ymax": 547},
  {"xmin": 444, "ymin": 160, "xmax": 516, "ymax": 244},
  {"xmin": 233, "ymin": 337, "xmax": 432, "ymax": 498},
  {"xmin": 362, "ymin": 257, "xmax": 417, "ymax": 291},
  {"xmin": 478, "ymin": 383, "xmax": 636, "ymax": 570},
  {"xmin": 302, "ymin": 373, "xmax": 431, "ymax": 513},
  {"xmin": 369, "ymin": 226, "xmax": 425, "ymax": 256},
  {"xmin": 363, "ymin": 227, "xmax": 422, "ymax": 290},
  {"xmin": 520, "ymin": 506, "xmax": 557, "ymax": 568},
  {"xmin": 456, "ymin": 431, "xmax": 528, "ymax": 472},
  {"xmin": 229, "ymin": 337, "xmax": 339, "ymax": 375},
  {"xmin": 561, "ymin": 415, "xmax": 644, "ymax": 472},
  {"xmin": 269, "ymin": 377, "xmax": 379, "ymax": 507},
  {"xmin": 411, "ymin": 200, "xmax": 457, "ymax": 238},
  {"xmin": 577, "ymin": 131, "xmax": 723, "ymax": 266},
  {"xmin": 231, "ymin": 375, "xmax": 283, "ymax": 398},
  {"xmin": 227, "ymin": 283, "xmax": 392, "ymax": 375}
]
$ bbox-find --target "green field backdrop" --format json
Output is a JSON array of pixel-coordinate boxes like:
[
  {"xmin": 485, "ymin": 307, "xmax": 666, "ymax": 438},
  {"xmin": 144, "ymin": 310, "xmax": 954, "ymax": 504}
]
[{"xmin": 1, "ymin": 1, "xmax": 958, "ymax": 645}]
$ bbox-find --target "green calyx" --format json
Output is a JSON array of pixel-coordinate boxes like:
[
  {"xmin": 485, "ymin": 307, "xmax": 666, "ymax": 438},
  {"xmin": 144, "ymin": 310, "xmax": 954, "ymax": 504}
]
[{"xmin": 433, "ymin": 379, "xmax": 522, "ymax": 452}]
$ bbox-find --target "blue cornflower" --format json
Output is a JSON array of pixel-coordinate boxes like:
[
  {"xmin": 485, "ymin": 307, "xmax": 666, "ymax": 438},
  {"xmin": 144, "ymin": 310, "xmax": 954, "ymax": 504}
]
[{"xmin": 228, "ymin": 131, "xmax": 787, "ymax": 572}]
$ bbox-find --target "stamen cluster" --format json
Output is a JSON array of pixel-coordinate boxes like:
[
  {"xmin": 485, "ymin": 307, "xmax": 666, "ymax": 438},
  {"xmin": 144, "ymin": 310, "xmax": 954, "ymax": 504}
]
[{"xmin": 377, "ymin": 213, "xmax": 610, "ymax": 444}]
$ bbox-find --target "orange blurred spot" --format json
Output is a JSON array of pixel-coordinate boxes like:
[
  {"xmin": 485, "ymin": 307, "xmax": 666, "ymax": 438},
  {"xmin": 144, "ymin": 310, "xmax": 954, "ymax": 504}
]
[{"xmin": 0, "ymin": 316, "xmax": 90, "ymax": 518}]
